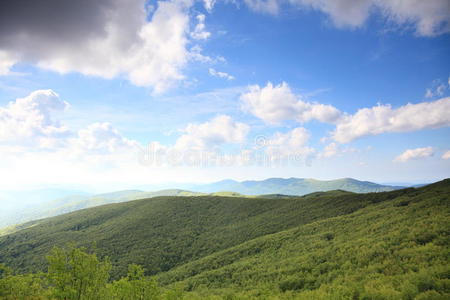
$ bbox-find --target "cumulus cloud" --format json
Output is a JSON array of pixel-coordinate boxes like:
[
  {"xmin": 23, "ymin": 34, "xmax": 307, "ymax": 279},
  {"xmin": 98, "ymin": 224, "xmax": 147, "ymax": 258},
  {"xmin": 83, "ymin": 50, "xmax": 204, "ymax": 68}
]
[
  {"xmin": 71, "ymin": 122, "xmax": 139, "ymax": 155},
  {"xmin": 332, "ymin": 97, "xmax": 450, "ymax": 143},
  {"xmin": 209, "ymin": 68, "xmax": 235, "ymax": 80},
  {"xmin": 394, "ymin": 147, "xmax": 434, "ymax": 162},
  {"xmin": 0, "ymin": 90, "xmax": 140, "ymax": 159},
  {"xmin": 0, "ymin": 90, "xmax": 70, "ymax": 148},
  {"xmin": 191, "ymin": 14, "xmax": 211, "ymax": 40},
  {"xmin": 263, "ymin": 127, "xmax": 314, "ymax": 157},
  {"xmin": 174, "ymin": 115, "xmax": 250, "ymax": 150},
  {"xmin": 240, "ymin": 82, "xmax": 342, "ymax": 124},
  {"xmin": 0, "ymin": 0, "xmax": 202, "ymax": 92},
  {"xmin": 442, "ymin": 150, "xmax": 450, "ymax": 160},
  {"xmin": 246, "ymin": 0, "xmax": 450, "ymax": 36}
]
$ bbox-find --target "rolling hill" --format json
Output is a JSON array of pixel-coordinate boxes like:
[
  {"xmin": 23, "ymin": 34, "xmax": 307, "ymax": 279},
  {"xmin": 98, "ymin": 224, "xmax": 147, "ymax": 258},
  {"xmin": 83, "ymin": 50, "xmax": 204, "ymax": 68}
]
[
  {"xmin": 0, "ymin": 189, "xmax": 205, "ymax": 228},
  {"xmin": 0, "ymin": 180, "xmax": 448, "ymax": 298},
  {"xmin": 156, "ymin": 180, "xmax": 450, "ymax": 299},
  {"xmin": 0, "ymin": 177, "xmax": 402, "ymax": 229}
]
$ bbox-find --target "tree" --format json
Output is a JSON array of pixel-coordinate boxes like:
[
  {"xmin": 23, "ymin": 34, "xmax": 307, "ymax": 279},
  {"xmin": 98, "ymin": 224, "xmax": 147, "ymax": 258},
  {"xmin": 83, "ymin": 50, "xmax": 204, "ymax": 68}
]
[
  {"xmin": 108, "ymin": 264, "xmax": 160, "ymax": 300},
  {"xmin": 46, "ymin": 245, "xmax": 111, "ymax": 300}
]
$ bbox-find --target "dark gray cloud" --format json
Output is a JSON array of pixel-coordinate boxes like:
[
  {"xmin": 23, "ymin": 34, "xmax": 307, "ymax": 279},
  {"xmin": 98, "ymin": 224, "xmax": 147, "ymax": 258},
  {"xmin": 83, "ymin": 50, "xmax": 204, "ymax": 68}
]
[
  {"xmin": 0, "ymin": 0, "xmax": 144, "ymax": 59},
  {"xmin": 0, "ymin": 0, "xmax": 195, "ymax": 92},
  {"xmin": 1, "ymin": 1, "xmax": 111, "ymax": 49}
]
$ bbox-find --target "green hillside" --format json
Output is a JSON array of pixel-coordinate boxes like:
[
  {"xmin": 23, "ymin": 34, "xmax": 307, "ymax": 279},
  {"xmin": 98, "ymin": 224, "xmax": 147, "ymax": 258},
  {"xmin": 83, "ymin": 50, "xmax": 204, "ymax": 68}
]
[
  {"xmin": 0, "ymin": 180, "xmax": 448, "ymax": 299},
  {"xmin": 0, "ymin": 177, "xmax": 403, "ymax": 229},
  {"xmin": 0, "ymin": 189, "xmax": 206, "ymax": 229},
  {"xmin": 0, "ymin": 189, "xmax": 372, "ymax": 278},
  {"xmin": 157, "ymin": 180, "xmax": 450, "ymax": 299}
]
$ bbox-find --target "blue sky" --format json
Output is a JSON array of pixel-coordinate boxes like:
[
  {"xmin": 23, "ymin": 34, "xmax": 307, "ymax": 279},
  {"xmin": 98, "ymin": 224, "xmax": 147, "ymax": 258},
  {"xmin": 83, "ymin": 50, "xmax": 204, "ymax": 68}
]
[{"xmin": 0, "ymin": 0, "xmax": 449, "ymax": 191}]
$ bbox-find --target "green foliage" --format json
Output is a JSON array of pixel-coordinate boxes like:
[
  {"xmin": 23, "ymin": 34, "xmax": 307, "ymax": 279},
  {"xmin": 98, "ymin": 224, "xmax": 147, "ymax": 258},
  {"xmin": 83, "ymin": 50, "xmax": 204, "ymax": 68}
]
[
  {"xmin": 46, "ymin": 245, "xmax": 111, "ymax": 299},
  {"xmin": 0, "ymin": 189, "xmax": 377, "ymax": 278},
  {"xmin": 0, "ymin": 246, "xmax": 171, "ymax": 300},
  {"xmin": 0, "ymin": 179, "xmax": 449, "ymax": 299},
  {"xmin": 108, "ymin": 264, "xmax": 160, "ymax": 300},
  {"xmin": 154, "ymin": 180, "xmax": 450, "ymax": 299}
]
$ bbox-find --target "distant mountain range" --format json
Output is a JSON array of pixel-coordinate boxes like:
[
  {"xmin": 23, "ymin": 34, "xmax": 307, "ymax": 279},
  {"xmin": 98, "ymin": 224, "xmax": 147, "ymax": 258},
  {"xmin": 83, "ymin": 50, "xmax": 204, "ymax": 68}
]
[
  {"xmin": 0, "ymin": 178, "xmax": 405, "ymax": 228},
  {"xmin": 190, "ymin": 177, "xmax": 404, "ymax": 195}
]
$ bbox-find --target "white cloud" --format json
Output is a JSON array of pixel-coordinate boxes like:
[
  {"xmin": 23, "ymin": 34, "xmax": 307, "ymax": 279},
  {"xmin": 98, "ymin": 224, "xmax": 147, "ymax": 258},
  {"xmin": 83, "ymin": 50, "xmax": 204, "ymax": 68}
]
[
  {"xmin": 246, "ymin": 0, "xmax": 450, "ymax": 36},
  {"xmin": 240, "ymin": 82, "xmax": 342, "ymax": 124},
  {"xmin": 189, "ymin": 45, "xmax": 214, "ymax": 63},
  {"xmin": 203, "ymin": 0, "xmax": 216, "ymax": 12},
  {"xmin": 425, "ymin": 78, "xmax": 449, "ymax": 98},
  {"xmin": 317, "ymin": 142, "xmax": 357, "ymax": 158},
  {"xmin": 291, "ymin": 0, "xmax": 372, "ymax": 27},
  {"xmin": 209, "ymin": 68, "xmax": 235, "ymax": 80},
  {"xmin": 0, "ymin": 90, "xmax": 147, "ymax": 189},
  {"xmin": 191, "ymin": 14, "xmax": 211, "ymax": 40},
  {"xmin": 0, "ymin": 0, "xmax": 201, "ymax": 92},
  {"xmin": 442, "ymin": 150, "xmax": 450, "ymax": 160},
  {"xmin": 0, "ymin": 51, "xmax": 17, "ymax": 75},
  {"xmin": 333, "ymin": 97, "xmax": 450, "ymax": 143},
  {"xmin": 436, "ymin": 84, "xmax": 447, "ymax": 96},
  {"xmin": 0, "ymin": 90, "xmax": 70, "ymax": 148},
  {"xmin": 189, "ymin": 45, "xmax": 225, "ymax": 64},
  {"xmin": 174, "ymin": 115, "xmax": 250, "ymax": 150},
  {"xmin": 263, "ymin": 127, "xmax": 314, "ymax": 157},
  {"xmin": 0, "ymin": 89, "xmax": 140, "ymax": 159},
  {"xmin": 425, "ymin": 88, "xmax": 434, "ymax": 98},
  {"xmin": 394, "ymin": 147, "xmax": 434, "ymax": 162},
  {"xmin": 244, "ymin": 0, "xmax": 280, "ymax": 15},
  {"xmin": 319, "ymin": 142, "xmax": 339, "ymax": 158},
  {"xmin": 71, "ymin": 122, "xmax": 139, "ymax": 155},
  {"xmin": 377, "ymin": 0, "xmax": 450, "ymax": 36}
]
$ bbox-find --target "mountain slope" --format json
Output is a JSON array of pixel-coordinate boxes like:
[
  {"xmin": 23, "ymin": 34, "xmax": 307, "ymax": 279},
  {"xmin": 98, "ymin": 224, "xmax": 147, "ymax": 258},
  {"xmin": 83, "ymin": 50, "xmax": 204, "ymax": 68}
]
[
  {"xmin": 156, "ymin": 180, "xmax": 450, "ymax": 298},
  {"xmin": 0, "ymin": 188, "xmax": 401, "ymax": 278},
  {"xmin": 0, "ymin": 178, "xmax": 401, "ymax": 229},
  {"xmin": 0, "ymin": 181, "xmax": 448, "ymax": 299},
  {"xmin": 192, "ymin": 177, "xmax": 403, "ymax": 195}
]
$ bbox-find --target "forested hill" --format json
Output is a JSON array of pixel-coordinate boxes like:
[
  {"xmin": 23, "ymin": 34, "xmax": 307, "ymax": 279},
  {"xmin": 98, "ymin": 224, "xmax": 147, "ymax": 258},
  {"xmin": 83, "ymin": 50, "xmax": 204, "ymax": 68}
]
[
  {"xmin": 0, "ymin": 177, "xmax": 402, "ymax": 229},
  {"xmin": 0, "ymin": 180, "xmax": 449, "ymax": 299}
]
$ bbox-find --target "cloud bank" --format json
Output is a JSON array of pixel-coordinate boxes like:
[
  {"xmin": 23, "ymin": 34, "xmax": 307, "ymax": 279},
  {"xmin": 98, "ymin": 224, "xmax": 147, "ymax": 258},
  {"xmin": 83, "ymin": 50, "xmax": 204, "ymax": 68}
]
[
  {"xmin": 245, "ymin": 0, "xmax": 450, "ymax": 36},
  {"xmin": 0, "ymin": 0, "xmax": 201, "ymax": 92},
  {"xmin": 332, "ymin": 97, "xmax": 450, "ymax": 143}
]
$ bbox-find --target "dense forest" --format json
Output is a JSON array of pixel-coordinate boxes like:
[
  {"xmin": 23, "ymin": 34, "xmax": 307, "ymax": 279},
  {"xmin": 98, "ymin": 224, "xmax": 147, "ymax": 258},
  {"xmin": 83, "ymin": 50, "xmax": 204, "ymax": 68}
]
[{"xmin": 0, "ymin": 180, "xmax": 449, "ymax": 299}]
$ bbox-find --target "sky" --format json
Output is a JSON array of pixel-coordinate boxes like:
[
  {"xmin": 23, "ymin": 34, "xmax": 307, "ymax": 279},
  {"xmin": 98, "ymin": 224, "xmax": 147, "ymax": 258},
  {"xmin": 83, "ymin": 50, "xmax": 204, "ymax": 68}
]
[{"xmin": 0, "ymin": 0, "xmax": 449, "ymax": 191}]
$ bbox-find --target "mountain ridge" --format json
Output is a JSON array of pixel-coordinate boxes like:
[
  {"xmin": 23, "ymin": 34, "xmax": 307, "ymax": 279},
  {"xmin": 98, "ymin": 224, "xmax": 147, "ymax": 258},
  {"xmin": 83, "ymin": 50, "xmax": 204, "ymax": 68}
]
[
  {"xmin": 191, "ymin": 177, "xmax": 404, "ymax": 195},
  {"xmin": 0, "ymin": 177, "xmax": 403, "ymax": 228}
]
